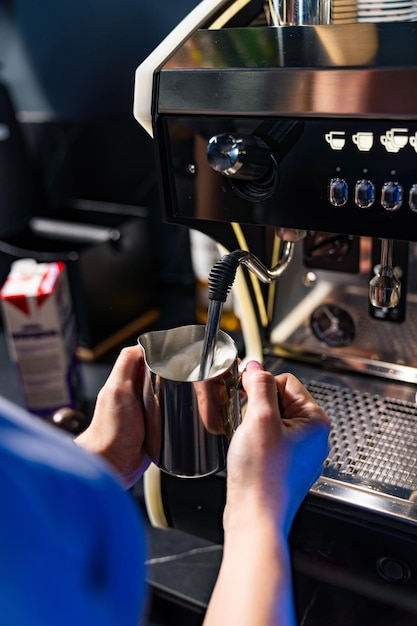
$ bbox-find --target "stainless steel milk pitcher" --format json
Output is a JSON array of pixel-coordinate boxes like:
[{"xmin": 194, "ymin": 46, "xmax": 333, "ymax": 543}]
[{"xmin": 138, "ymin": 325, "xmax": 241, "ymax": 478}]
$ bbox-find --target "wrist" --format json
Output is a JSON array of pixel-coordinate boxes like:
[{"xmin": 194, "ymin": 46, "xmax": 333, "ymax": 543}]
[
  {"xmin": 75, "ymin": 422, "xmax": 149, "ymax": 489},
  {"xmin": 75, "ymin": 424, "xmax": 104, "ymax": 456},
  {"xmin": 223, "ymin": 488, "xmax": 289, "ymax": 537},
  {"xmin": 224, "ymin": 510, "xmax": 286, "ymax": 546}
]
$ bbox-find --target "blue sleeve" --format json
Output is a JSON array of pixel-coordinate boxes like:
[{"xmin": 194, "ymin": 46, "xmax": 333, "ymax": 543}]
[{"xmin": 0, "ymin": 396, "xmax": 147, "ymax": 626}]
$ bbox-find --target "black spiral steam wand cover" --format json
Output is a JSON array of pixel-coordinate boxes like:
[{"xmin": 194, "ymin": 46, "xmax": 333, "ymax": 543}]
[{"xmin": 198, "ymin": 251, "xmax": 242, "ymax": 380}]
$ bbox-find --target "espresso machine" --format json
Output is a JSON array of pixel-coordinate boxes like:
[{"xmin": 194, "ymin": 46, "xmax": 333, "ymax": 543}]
[{"xmin": 134, "ymin": 0, "xmax": 417, "ymax": 615}]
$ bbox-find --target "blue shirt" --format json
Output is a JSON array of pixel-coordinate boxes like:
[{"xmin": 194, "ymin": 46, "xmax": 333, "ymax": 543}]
[{"xmin": 0, "ymin": 396, "xmax": 147, "ymax": 625}]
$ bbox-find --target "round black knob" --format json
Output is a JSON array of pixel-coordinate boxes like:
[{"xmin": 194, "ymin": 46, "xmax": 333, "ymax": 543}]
[
  {"xmin": 207, "ymin": 133, "xmax": 273, "ymax": 181},
  {"xmin": 49, "ymin": 407, "xmax": 89, "ymax": 435},
  {"xmin": 376, "ymin": 557, "xmax": 411, "ymax": 583}
]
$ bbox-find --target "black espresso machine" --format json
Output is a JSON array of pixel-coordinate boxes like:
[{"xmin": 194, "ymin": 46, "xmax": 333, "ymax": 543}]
[{"xmin": 134, "ymin": 0, "xmax": 417, "ymax": 615}]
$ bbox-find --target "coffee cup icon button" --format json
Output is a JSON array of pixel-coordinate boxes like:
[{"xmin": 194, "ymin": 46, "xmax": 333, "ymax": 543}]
[
  {"xmin": 325, "ymin": 131, "xmax": 345, "ymax": 150},
  {"xmin": 352, "ymin": 132, "xmax": 373, "ymax": 151},
  {"xmin": 409, "ymin": 133, "xmax": 417, "ymax": 153},
  {"xmin": 380, "ymin": 128, "xmax": 409, "ymax": 153}
]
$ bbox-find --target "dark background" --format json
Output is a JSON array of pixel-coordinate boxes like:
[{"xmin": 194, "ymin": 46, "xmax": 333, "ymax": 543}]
[{"xmin": 0, "ymin": 0, "xmax": 201, "ymax": 352}]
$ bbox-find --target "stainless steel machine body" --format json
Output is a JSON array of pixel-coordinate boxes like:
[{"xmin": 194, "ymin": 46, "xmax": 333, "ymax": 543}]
[{"xmin": 134, "ymin": 0, "xmax": 417, "ymax": 614}]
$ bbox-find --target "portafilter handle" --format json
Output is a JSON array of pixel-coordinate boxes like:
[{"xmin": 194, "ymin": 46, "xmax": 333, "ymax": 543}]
[{"xmin": 369, "ymin": 238, "xmax": 401, "ymax": 309}]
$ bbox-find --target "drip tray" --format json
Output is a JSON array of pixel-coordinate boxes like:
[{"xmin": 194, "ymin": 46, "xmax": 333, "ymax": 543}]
[
  {"xmin": 269, "ymin": 358, "xmax": 417, "ymax": 525},
  {"xmin": 309, "ymin": 379, "xmax": 417, "ymax": 499}
]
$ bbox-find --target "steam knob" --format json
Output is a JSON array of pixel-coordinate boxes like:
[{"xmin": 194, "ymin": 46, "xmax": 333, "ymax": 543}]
[
  {"xmin": 207, "ymin": 133, "xmax": 273, "ymax": 180},
  {"xmin": 369, "ymin": 239, "xmax": 401, "ymax": 309}
]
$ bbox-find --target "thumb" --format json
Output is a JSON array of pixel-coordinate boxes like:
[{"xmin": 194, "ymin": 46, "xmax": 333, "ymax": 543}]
[{"xmin": 242, "ymin": 362, "xmax": 281, "ymax": 426}]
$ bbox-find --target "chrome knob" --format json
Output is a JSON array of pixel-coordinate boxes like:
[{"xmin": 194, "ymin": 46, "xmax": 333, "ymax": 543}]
[{"xmin": 207, "ymin": 133, "xmax": 273, "ymax": 180}]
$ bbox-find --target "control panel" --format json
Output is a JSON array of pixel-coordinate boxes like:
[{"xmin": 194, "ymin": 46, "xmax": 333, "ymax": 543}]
[{"xmin": 158, "ymin": 116, "xmax": 417, "ymax": 242}]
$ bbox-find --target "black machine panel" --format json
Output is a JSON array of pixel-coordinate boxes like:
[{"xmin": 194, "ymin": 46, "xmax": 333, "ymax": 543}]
[
  {"xmin": 159, "ymin": 116, "xmax": 417, "ymax": 241},
  {"xmin": 139, "ymin": 10, "xmax": 417, "ymax": 617}
]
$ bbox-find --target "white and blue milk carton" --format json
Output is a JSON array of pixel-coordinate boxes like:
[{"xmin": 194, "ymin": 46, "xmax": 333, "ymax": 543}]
[{"xmin": 0, "ymin": 258, "xmax": 79, "ymax": 418}]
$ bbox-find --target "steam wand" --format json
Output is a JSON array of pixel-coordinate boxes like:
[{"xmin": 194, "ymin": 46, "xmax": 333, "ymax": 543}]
[{"xmin": 198, "ymin": 242, "xmax": 294, "ymax": 380}]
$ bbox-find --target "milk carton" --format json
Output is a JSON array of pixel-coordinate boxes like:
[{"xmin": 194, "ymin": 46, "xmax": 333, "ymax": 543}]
[{"xmin": 0, "ymin": 259, "xmax": 79, "ymax": 417}]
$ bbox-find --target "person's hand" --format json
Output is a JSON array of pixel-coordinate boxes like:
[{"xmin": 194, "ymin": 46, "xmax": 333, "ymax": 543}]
[
  {"xmin": 224, "ymin": 361, "xmax": 330, "ymax": 537},
  {"xmin": 204, "ymin": 362, "xmax": 330, "ymax": 626},
  {"xmin": 76, "ymin": 345, "xmax": 150, "ymax": 488}
]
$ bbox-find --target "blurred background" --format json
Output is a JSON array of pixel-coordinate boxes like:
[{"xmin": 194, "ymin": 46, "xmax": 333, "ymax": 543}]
[{"xmin": 0, "ymin": 0, "xmax": 201, "ymax": 360}]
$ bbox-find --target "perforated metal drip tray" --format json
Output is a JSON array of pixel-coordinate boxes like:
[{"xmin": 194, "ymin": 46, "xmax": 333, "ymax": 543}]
[{"xmin": 268, "ymin": 358, "xmax": 417, "ymax": 525}]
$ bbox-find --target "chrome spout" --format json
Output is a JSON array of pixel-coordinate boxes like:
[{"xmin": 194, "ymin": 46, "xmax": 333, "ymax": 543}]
[
  {"xmin": 369, "ymin": 239, "xmax": 401, "ymax": 309},
  {"xmin": 268, "ymin": 0, "xmax": 331, "ymax": 25}
]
